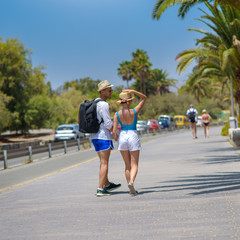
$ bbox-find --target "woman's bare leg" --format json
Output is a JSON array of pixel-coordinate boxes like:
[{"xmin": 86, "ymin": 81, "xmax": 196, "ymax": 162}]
[
  {"xmin": 120, "ymin": 150, "xmax": 131, "ymax": 184},
  {"xmin": 129, "ymin": 150, "xmax": 140, "ymax": 184},
  {"xmin": 206, "ymin": 125, "xmax": 210, "ymax": 137},
  {"xmin": 203, "ymin": 125, "xmax": 207, "ymax": 138}
]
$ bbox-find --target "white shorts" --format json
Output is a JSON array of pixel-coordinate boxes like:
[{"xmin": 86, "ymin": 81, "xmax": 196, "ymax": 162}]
[{"xmin": 118, "ymin": 130, "xmax": 141, "ymax": 151}]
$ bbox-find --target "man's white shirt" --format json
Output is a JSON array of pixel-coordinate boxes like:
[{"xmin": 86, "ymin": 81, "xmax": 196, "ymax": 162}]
[
  {"xmin": 186, "ymin": 108, "xmax": 198, "ymax": 122},
  {"xmin": 90, "ymin": 98, "xmax": 113, "ymax": 140}
]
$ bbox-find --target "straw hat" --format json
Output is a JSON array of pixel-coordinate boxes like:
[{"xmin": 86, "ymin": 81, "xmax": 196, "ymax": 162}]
[
  {"xmin": 202, "ymin": 109, "xmax": 207, "ymax": 113},
  {"xmin": 98, "ymin": 80, "xmax": 114, "ymax": 92},
  {"xmin": 117, "ymin": 92, "xmax": 134, "ymax": 103}
]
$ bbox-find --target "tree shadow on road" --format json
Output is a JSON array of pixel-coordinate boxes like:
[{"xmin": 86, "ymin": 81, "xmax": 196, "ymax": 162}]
[
  {"xmin": 199, "ymin": 155, "xmax": 240, "ymax": 164},
  {"xmin": 141, "ymin": 172, "xmax": 240, "ymax": 195}
]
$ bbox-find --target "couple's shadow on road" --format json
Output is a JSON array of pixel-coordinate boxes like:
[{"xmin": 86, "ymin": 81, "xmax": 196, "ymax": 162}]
[{"xmin": 111, "ymin": 190, "xmax": 156, "ymax": 196}]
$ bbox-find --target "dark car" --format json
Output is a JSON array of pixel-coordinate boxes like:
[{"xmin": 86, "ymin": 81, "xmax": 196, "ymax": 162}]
[
  {"xmin": 158, "ymin": 115, "xmax": 176, "ymax": 130},
  {"xmin": 158, "ymin": 119, "xmax": 169, "ymax": 129}
]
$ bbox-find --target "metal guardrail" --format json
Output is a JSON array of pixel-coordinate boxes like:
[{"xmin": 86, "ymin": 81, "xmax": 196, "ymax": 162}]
[
  {"xmin": 0, "ymin": 138, "xmax": 91, "ymax": 169},
  {"xmin": 0, "ymin": 126, "xmax": 195, "ymax": 170}
]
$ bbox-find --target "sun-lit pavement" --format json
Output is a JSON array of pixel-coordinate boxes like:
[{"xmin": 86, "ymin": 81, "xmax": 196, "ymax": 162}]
[{"xmin": 0, "ymin": 126, "xmax": 240, "ymax": 240}]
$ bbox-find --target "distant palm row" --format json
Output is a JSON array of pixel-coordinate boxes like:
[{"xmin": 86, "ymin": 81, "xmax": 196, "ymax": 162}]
[{"xmin": 117, "ymin": 49, "xmax": 177, "ymax": 96}]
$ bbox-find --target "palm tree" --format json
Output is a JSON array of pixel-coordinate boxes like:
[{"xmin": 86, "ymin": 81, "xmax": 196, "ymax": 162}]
[
  {"xmin": 117, "ymin": 61, "xmax": 132, "ymax": 88},
  {"xmin": 175, "ymin": 2, "xmax": 240, "ymax": 104},
  {"xmin": 131, "ymin": 49, "xmax": 152, "ymax": 95},
  {"xmin": 152, "ymin": 0, "xmax": 240, "ymax": 19},
  {"xmin": 151, "ymin": 69, "xmax": 177, "ymax": 95}
]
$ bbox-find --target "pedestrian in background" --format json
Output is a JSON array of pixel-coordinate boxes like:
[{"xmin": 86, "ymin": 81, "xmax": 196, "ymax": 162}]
[
  {"xmin": 91, "ymin": 80, "xmax": 121, "ymax": 197},
  {"xmin": 201, "ymin": 109, "xmax": 212, "ymax": 138},
  {"xmin": 186, "ymin": 104, "xmax": 198, "ymax": 139},
  {"xmin": 113, "ymin": 89, "xmax": 147, "ymax": 196}
]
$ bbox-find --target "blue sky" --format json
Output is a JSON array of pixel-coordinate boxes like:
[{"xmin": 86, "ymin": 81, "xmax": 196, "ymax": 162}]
[{"xmin": 0, "ymin": 0, "xmax": 207, "ymax": 90}]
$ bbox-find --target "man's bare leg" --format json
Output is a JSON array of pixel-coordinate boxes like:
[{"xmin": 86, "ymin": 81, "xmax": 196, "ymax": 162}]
[{"xmin": 97, "ymin": 148, "xmax": 111, "ymax": 189}]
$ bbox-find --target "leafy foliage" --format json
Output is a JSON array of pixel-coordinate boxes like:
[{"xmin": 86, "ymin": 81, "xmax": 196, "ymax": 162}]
[
  {"xmin": 152, "ymin": 0, "xmax": 240, "ymax": 20},
  {"xmin": 0, "ymin": 38, "xmax": 51, "ymax": 133}
]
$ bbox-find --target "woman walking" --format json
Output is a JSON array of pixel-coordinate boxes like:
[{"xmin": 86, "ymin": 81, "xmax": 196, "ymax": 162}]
[
  {"xmin": 201, "ymin": 109, "xmax": 212, "ymax": 138},
  {"xmin": 113, "ymin": 89, "xmax": 147, "ymax": 196}
]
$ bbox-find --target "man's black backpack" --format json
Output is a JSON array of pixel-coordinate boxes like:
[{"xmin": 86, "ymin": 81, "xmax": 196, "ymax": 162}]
[
  {"xmin": 188, "ymin": 111, "xmax": 196, "ymax": 123},
  {"xmin": 79, "ymin": 99, "xmax": 104, "ymax": 133}
]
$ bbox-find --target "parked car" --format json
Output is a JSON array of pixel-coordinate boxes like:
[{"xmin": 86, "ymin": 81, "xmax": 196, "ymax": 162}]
[
  {"xmin": 136, "ymin": 120, "xmax": 149, "ymax": 133},
  {"xmin": 174, "ymin": 115, "xmax": 189, "ymax": 128},
  {"xmin": 54, "ymin": 124, "xmax": 85, "ymax": 141},
  {"xmin": 158, "ymin": 115, "xmax": 176, "ymax": 129},
  {"xmin": 196, "ymin": 116, "xmax": 202, "ymax": 127},
  {"xmin": 117, "ymin": 123, "xmax": 121, "ymax": 131},
  {"xmin": 158, "ymin": 118, "xmax": 169, "ymax": 129},
  {"xmin": 147, "ymin": 119, "xmax": 161, "ymax": 131}
]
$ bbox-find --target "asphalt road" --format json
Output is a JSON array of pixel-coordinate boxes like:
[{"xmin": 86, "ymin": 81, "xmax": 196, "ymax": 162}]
[{"xmin": 0, "ymin": 126, "xmax": 239, "ymax": 240}]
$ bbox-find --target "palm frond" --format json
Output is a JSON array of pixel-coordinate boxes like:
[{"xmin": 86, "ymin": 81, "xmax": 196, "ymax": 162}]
[{"xmin": 152, "ymin": 0, "xmax": 182, "ymax": 19}]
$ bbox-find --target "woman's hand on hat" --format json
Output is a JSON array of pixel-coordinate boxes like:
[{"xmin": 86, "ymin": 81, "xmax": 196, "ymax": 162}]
[{"xmin": 123, "ymin": 89, "xmax": 133, "ymax": 93}]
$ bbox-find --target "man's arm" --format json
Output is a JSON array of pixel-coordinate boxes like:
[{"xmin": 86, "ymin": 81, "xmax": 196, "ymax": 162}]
[{"xmin": 100, "ymin": 102, "xmax": 113, "ymax": 130}]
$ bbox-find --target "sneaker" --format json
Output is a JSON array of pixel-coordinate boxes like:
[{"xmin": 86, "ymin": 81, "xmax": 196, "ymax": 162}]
[
  {"xmin": 128, "ymin": 183, "xmax": 137, "ymax": 195},
  {"xmin": 96, "ymin": 188, "xmax": 111, "ymax": 197},
  {"xmin": 104, "ymin": 182, "xmax": 121, "ymax": 192}
]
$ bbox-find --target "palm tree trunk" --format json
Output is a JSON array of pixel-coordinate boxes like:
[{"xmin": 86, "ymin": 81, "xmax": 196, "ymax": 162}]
[
  {"xmin": 143, "ymin": 79, "xmax": 146, "ymax": 95},
  {"xmin": 139, "ymin": 78, "xmax": 143, "ymax": 93}
]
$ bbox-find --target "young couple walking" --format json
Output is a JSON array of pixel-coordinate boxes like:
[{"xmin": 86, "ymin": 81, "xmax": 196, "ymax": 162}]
[{"xmin": 91, "ymin": 80, "xmax": 147, "ymax": 197}]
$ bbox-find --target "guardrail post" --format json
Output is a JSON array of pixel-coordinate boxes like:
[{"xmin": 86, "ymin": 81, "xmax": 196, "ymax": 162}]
[
  {"xmin": 3, "ymin": 150, "xmax": 8, "ymax": 169},
  {"xmin": 64, "ymin": 141, "xmax": 67, "ymax": 154},
  {"xmin": 89, "ymin": 138, "xmax": 91, "ymax": 148},
  {"xmin": 77, "ymin": 139, "xmax": 80, "ymax": 151},
  {"xmin": 28, "ymin": 146, "xmax": 32, "ymax": 163},
  {"xmin": 48, "ymin": 142, "xmax": 52, "ymax": 158}
]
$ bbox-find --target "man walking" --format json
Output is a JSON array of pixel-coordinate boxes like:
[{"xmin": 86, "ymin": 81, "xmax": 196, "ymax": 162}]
[
  {"xmin": 91, "ymin": 80, "xmax": 121, "ymax": 196},
  {"xmin": 186, "ymin": 104, "xmax": 198, "ymax": 139}
]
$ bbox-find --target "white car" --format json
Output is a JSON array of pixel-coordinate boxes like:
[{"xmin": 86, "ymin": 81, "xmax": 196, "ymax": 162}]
[
  {"xmin": 196, "ymin": 116, "xmax": 202, "ymax": 127},
  {"xmin": 136, "ymin": 120, "xmax": 149, "ymax": 132},
  {"xmin": 54, "ymin": 124, "xmax": 85, "ymax": 141}
]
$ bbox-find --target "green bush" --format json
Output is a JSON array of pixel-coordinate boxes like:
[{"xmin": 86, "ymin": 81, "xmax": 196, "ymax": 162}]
[{"xmin": 221, "ymin": 122, "xmax": 229, "ymax": 136}]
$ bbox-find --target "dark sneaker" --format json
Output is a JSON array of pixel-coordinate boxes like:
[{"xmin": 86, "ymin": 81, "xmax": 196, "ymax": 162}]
[
  {"xmin": 104, "ymin": 182, "xmax": 121, "ymax": 192},
  {"xmin": 96, "ymin": 188, "xmax": 111, "ymax": 197}
]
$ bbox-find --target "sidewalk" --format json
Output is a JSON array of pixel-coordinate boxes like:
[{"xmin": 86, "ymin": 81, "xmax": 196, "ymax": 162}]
[{"xmin": 0, "ymin": 126, "xmax": 239, "ymax": 240}]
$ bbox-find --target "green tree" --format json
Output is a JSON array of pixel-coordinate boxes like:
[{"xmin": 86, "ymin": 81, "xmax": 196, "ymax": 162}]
[
  {"xmin": 175, "ymin": 3, "xmax": 240, "ymax": 104},
  {"xmin": 63, "ymin": 77, "xmax": 101, "ymax": 95},
  {"xmin": 24, "ymin": 95, "xmax": 52, "ymax": 129},
  {"xmin": 149, "ymin": 69, "xmax": 177, "ymax": 95},
  {"xmin": 152, "ymin": 0, "xmax": 240, "ymax": 19},
  {"xmin": 117, "ymin": 61, "xmax": 133, "ymax": 88},
  {"xmin": 0, "ymin": 38, "xmax": 51, "ymax": 133},
  {"xmin": 131, "ymin": 49, "xmax": 152, "ymax": 95},
  {"xmin": 0, "ymin": 92, "xmax": 12, "ymax": 133}
]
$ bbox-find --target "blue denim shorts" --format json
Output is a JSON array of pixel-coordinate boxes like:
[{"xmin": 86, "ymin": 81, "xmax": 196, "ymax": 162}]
[{"xmin": 92, "ymin": 139, "xmax": 114, "ymax": 152}]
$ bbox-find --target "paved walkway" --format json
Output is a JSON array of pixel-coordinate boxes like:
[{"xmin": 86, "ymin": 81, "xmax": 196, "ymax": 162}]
[{"xmin": 0, "ymin": 126, "xmax": 240, "ymax": 240}]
